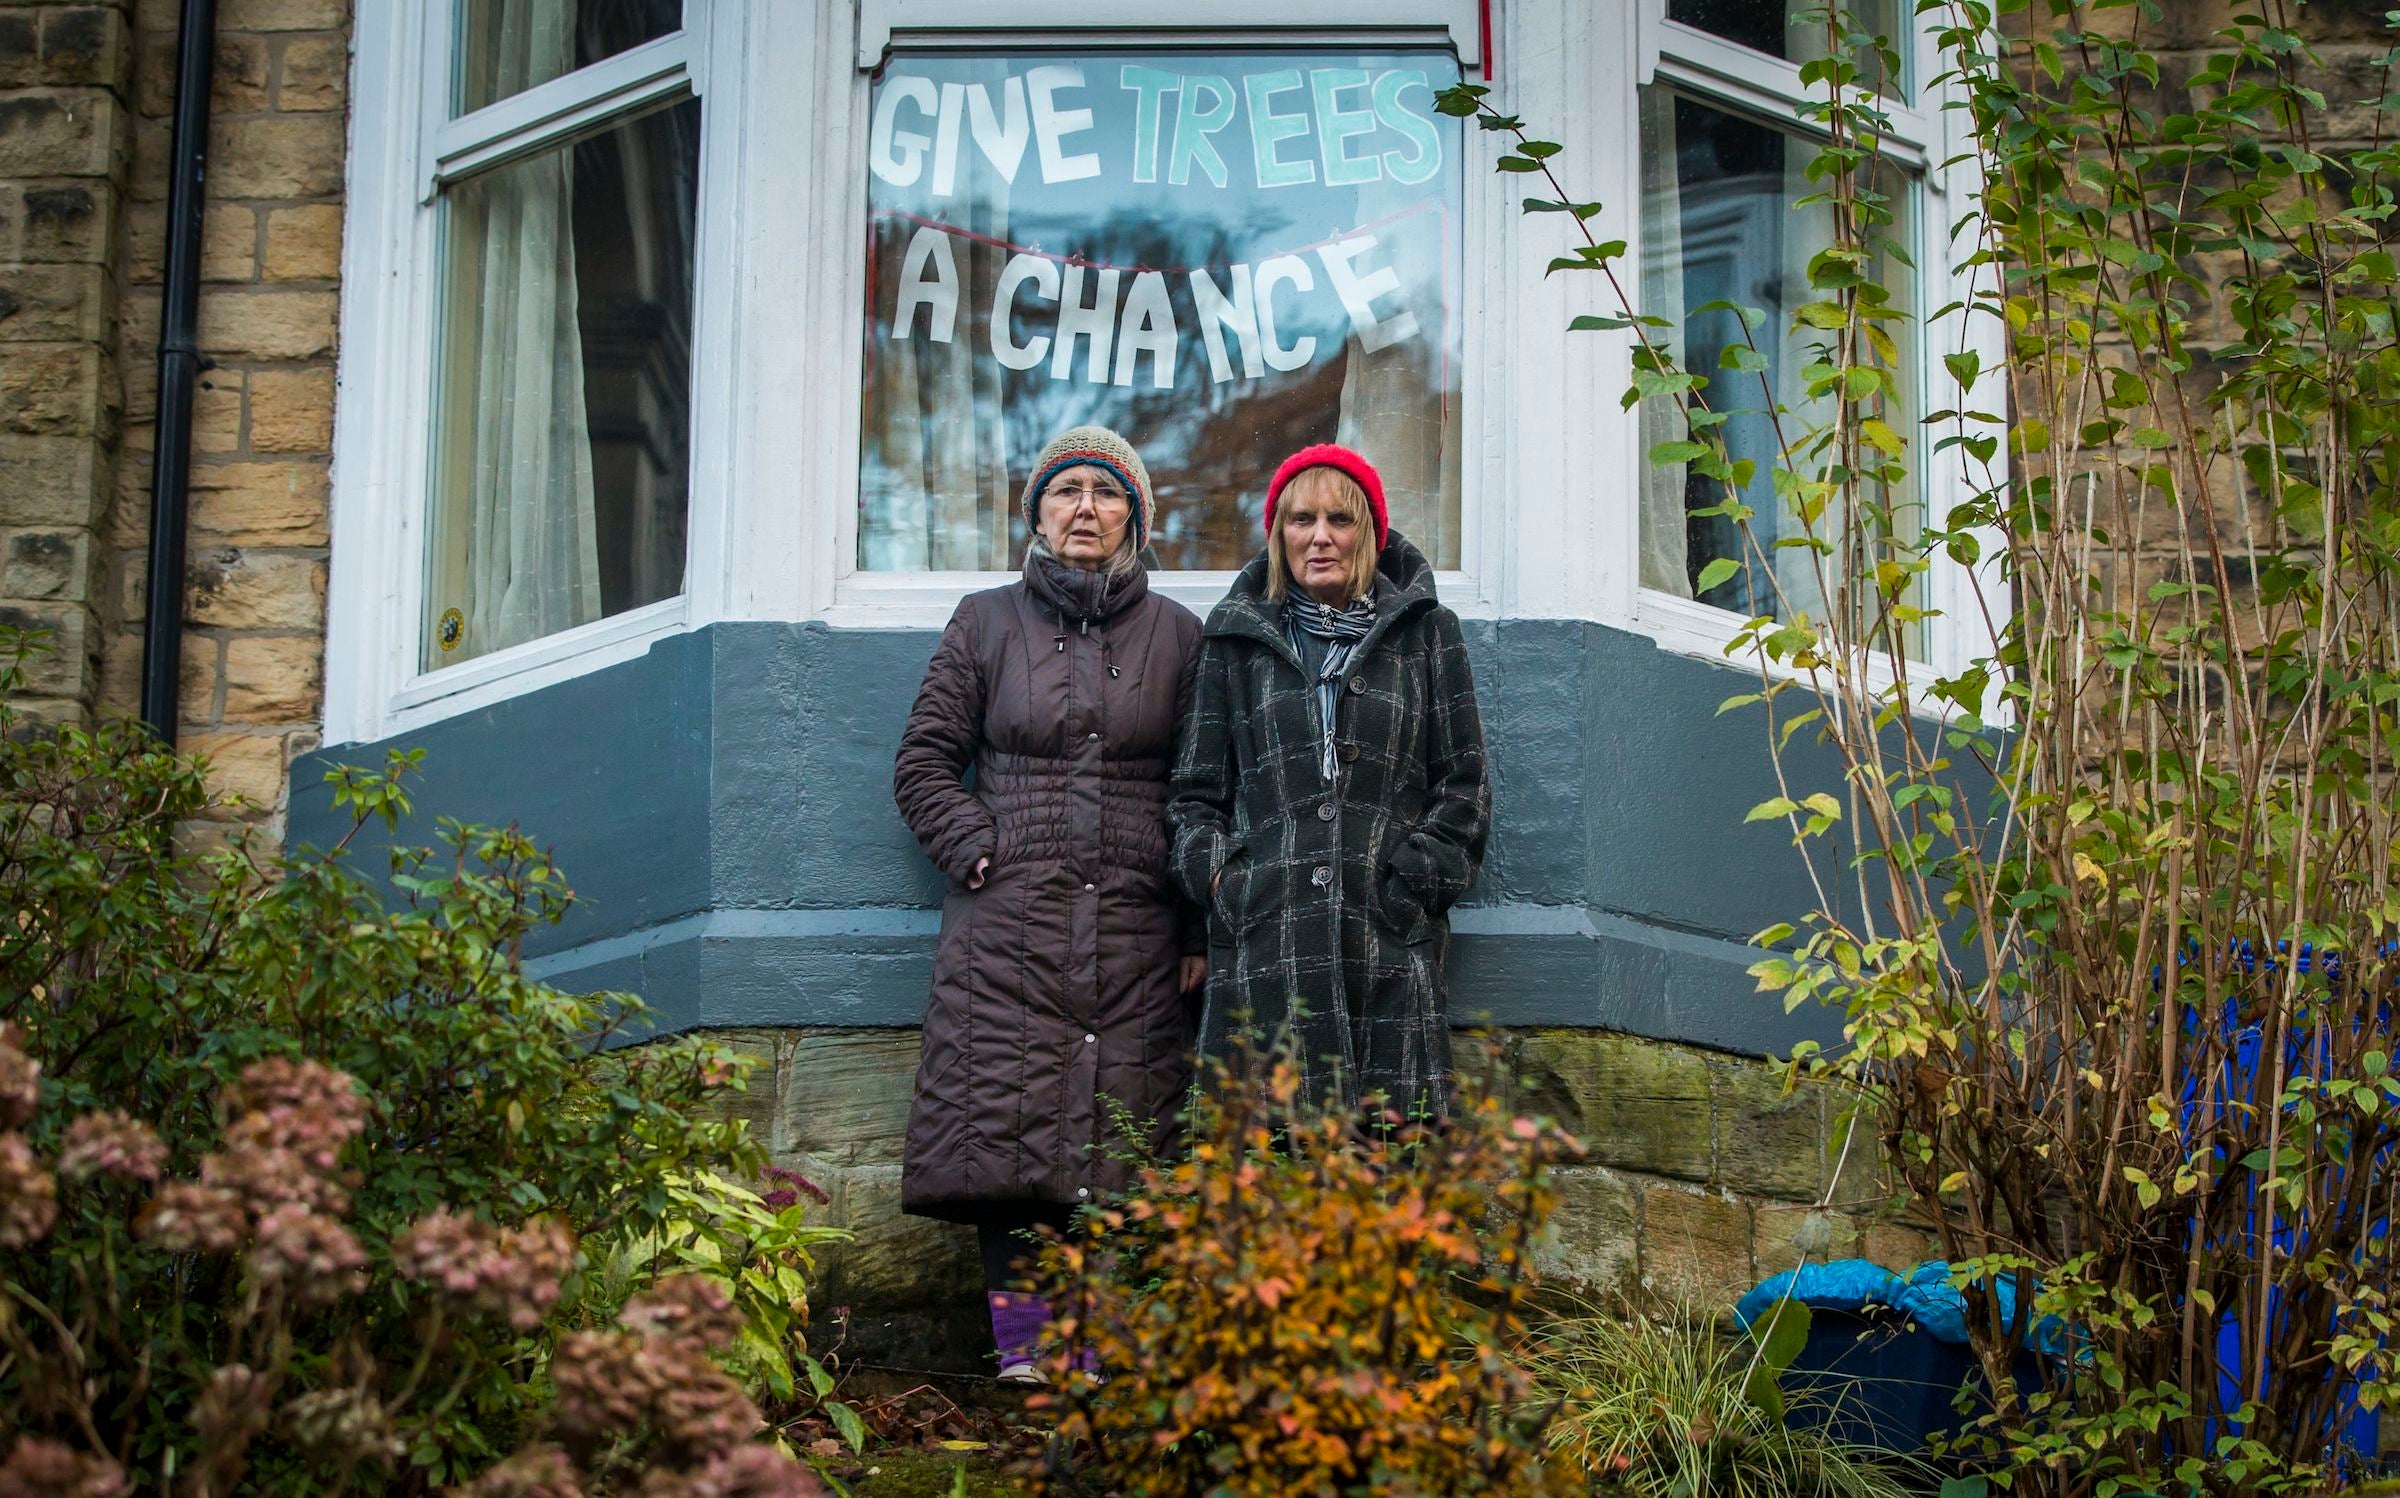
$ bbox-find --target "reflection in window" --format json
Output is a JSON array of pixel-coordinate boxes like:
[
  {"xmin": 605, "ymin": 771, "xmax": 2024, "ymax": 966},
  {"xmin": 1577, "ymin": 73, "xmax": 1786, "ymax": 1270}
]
[
  {"xmin": 425, "ymin": 99, "xmax": 700, "ymax": 671},
  {"xmin": 455, "ymin": 0, "xmax": 682, "ymax": 115},
  {"xmin": 1636, "ymin": 88, "xmax": 1918, "ymax": 641},
  {"xmin": 1666, "ymin": 0, "xmax": 1902, "ymax": 89},
  {"xmin": 856, "ymin": 51, "xmax": 1465, "ymax": 572}
]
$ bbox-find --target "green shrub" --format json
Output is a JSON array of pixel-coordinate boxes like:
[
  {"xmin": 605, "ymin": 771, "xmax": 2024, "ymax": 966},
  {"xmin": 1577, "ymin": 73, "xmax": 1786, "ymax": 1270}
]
[
  {"xmin": 0, "ymin": 633, "xmax": 823, "ymax": 1493},
  {"xmin": 1026, "ymin": 1035, "xmax": 1584, "ymax": 1498}
]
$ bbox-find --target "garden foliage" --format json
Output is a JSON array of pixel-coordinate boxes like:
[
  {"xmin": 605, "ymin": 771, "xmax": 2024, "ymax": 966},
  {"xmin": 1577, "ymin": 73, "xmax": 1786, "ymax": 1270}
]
[
  {"xmin": 1447, "ymin": 0, "xmax": 2400, "ymax": 1491},
  {"xmin": 1024, "ymin": 1036, "xmax": 1583, "ymax": 1498},
  {"xmin": 0, "ymin": 634, "xmax": 828, "ymax": 1494}
]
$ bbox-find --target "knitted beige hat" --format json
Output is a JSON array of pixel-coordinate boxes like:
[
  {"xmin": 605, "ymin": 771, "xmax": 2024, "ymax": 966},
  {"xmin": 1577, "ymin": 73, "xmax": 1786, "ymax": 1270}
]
[{"xmin": 1020, "ymin": 426, "xmax": 1156, "ymax": 553}]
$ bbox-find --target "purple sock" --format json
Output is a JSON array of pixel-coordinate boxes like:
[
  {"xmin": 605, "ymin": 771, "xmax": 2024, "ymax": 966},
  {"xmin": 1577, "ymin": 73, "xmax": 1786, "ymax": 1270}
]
[{"xmin": 988, "ymin": 1290, "xmax": 1048, "ymax": 1366}]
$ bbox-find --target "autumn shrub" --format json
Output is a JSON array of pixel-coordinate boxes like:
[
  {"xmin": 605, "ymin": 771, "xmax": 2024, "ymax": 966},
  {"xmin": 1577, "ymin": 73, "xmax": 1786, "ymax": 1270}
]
[
  {"xmin": 1023, "ymin": 1034, "xmax": 1584, "ymax": 1498},
  {"xmin": 0, "ymin": 632, "xmax": 827, "ymax": 1494}
]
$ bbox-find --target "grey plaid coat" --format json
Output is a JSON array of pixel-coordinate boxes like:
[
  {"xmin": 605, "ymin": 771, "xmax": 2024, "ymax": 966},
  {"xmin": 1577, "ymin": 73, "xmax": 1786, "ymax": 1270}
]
[{"xmin": 1168, "ymin": 534, "xmax": 1490, "ymax": 1119}]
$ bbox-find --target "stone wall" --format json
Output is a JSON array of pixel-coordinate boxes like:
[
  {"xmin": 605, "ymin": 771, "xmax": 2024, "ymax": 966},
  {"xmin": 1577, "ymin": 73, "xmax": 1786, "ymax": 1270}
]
[
  {"xmin": 0, "ymin": 0, "xmax": 345, "ymax": 853},
  {"xmin": 1, "ymin": 1, "xmax": 133, "ymax": 724},
  {"xmin": 102, "ymin": 0, "xmax": 347, "ymax": 854},
  {"xmin": 709, "ymin": 1026, "xmax": 1935, "ymax": 1373}
]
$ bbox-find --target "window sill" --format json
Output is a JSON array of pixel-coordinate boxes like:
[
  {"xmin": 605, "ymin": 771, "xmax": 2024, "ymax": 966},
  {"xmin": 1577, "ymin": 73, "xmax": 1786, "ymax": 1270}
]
[
  {"xmin": 821, "ymin": 569, "xmax": 1497, "ymax": 629},
  {"xmin": 1633, "ymin": 585, "xmax": 1975, "ymax": 722},
  {"xmin": 365, "ymin": 596, "xmax": 693, "ymax": 738}
]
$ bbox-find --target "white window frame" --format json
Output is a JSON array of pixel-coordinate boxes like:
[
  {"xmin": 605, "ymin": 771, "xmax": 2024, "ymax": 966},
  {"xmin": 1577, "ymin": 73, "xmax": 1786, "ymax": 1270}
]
[
  {"xmin": 1624, "ymin": 0, "xmax": 2006, "ymax": 700},
  {"xmin": 328, "ymin": 0, "xmax": 750, "ymax": 743}
]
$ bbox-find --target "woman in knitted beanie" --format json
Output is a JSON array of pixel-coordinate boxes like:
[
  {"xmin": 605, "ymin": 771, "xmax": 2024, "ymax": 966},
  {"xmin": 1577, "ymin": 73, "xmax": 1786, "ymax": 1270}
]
[
  {"xmin": 1167, "ymin": 444, "xmax": 1490, "ymax": 1123},
  {"xmin": 892, "ymin": 425, "xmax": 1204, "ymax": 1383}
]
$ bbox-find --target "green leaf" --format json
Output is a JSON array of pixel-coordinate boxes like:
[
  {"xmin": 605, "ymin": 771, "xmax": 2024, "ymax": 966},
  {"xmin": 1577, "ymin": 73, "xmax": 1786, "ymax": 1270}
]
[
  {"xmin": 1941, "ymin": 1480, "xmax": 1991, "ymax": 1498},
  {"xmin": 803, "ymin": 1353, "xmax": 837, "ymax": 1399},
  {"xmin": 1695, "ymin": 557, "xmax": 1742, "ymax": 594},
  {"xmin": 828, "ymin": 1400, "xmax": 870, "ymax": 1454},
  {"xmin": 1750, "ymin": 1298, "xmax": 1813, "ymax": 1372},
  {"xmin": 1746, "ymin": 796, "xmax": 1800, "ymax": 823},
  {"xmin": 1651, "ymin": 440, "xmax": 1710, "ymax": 464}
]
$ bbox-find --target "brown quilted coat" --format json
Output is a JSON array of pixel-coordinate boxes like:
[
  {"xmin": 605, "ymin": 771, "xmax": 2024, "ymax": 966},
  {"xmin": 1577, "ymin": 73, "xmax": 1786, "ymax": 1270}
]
[{"xmin": 893, "ymin": 554, "xmax": 1202, "ymax": 1222}]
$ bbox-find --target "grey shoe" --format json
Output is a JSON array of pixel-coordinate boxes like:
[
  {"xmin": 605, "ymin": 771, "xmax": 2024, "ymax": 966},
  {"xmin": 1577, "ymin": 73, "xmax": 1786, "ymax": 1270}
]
[{"xmin": 996, "ymin": 1360, "xmax": 1048, "ymax": 1386}]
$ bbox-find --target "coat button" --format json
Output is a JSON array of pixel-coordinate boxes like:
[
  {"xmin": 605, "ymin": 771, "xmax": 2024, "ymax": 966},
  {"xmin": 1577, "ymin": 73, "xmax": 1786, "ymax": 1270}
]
[
  {"xmin": 1339, "ymin": 743, "xmax": 1360, "ymax": 762},
  {"xmin": 1347, "ymin": 676, "xmax": 1364, "ymax": 694},
  {"xmin": 1087, "ymin": 732, "xmax": 1100, "ymax": 741},
  {"xmin": 1311, "ymin": 866, "xmax": 1332, "ymax": 886},
  {"xmin": 1077, "ymin": 1187, "xmax": 1090, "ymax": 1198},
  {"xmin": 1317, "ymin": 803, "xmax": 1336, "ymax": 821},
  {"xmin": 1084, "ymin": 882, "xmax": 1096, "ymax": 892},
  {"xmin": 1084, "ymin": 1033, "xmax": 1097, "ymax": 1044}
]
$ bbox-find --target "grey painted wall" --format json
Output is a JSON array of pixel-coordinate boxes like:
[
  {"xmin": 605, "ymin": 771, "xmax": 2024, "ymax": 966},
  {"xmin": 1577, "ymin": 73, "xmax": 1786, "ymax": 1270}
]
[{"xmin": 290, "ymin": 616, "xmax": 1850, "ymax": 1059}]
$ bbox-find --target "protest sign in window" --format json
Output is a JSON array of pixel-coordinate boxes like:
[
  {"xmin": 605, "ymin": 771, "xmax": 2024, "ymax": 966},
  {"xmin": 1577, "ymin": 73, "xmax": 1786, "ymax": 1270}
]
[{"xmin": 857, "ymin": 49, "xmax": 1466, "ymax": 572}]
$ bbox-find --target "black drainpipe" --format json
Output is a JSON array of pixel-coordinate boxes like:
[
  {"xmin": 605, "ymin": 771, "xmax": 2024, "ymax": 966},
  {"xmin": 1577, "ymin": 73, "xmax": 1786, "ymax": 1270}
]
[{"xmin": 139, "ymin": 0, "xmax": 217, "ymax": 744}]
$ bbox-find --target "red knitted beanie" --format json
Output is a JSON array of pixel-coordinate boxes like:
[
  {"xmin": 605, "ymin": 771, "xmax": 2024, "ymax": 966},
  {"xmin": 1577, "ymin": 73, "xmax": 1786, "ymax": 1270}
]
[{"xmin": 1265, "ymin": 444, "xmax": 1388, "ymax": 552}]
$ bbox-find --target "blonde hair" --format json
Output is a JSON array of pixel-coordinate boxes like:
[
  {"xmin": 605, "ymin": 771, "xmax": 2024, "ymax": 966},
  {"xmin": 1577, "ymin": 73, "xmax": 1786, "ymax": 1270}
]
[{"xmin": 1265, "ymin": 466, "xmax": 1376, "ymax": 604}]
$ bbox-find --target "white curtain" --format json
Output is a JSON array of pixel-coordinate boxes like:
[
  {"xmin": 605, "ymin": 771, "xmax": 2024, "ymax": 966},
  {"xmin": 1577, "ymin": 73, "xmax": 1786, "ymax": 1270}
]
[
  {"xmin": 434, "ymin": 0, "xmax": 601, "ymax": 666},
  {"xmin": 1636, "ymin": 86, "xmax": 1693, "ymax": 598}
]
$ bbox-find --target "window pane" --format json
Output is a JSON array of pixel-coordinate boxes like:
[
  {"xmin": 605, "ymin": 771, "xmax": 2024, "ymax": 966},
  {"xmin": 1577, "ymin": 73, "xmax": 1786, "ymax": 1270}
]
[
  {"xmin": 1636, "ymin": 88, "xmax": 1920, "ymax": 650},
  {"xmin": 455, "ymin": 0, "xmax": 681, "ymax": 115},
  {"xmin": 1666, "ymin": 0, "xmax": 1902, "ymax": 88},
  {"xmin": 425, "ymin": 99, "xmax": 701, "ymax": 671},
  {"xmin": 857, "ymin": 49, "xmax": 1465, "ymax": 572}
]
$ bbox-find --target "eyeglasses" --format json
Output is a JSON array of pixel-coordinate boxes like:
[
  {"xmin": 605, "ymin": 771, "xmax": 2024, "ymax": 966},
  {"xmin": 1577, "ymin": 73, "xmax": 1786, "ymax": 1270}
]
[{"xmin": 1042, "ymin": 484, "xmax": 1129, "ymax": 509}]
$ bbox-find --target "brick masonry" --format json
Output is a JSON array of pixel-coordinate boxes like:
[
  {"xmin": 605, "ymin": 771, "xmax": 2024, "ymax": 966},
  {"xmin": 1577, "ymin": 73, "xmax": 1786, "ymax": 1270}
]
[
  {"xmin": 0, "ymin": 0, "xmax": 345, "ymax": 854},
  {"xmin": 702, "ymin": 1026, "xmax": 1939, "ymax": 1373}
]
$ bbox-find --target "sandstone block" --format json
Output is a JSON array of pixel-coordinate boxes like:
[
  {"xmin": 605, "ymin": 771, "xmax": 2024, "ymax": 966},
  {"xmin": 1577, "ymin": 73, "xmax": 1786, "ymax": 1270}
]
[
  {"xmin": 0, "ymin": 603, "xmax": 92, "ymax": 698},
  {"xmin": 185, "ymin": 729, "xmax": 289, "ymax": 809},
  {"xmin": 1, "ymin": 529, "xmax": 92, "ymax": 601},
  {"xmin": 126, "ymin": 200, "xmax": 256, "ymax": 284},
  {"xmin": 1710, "ymin": 1059, "xmax": 1824, "ymax": 1202},
  {"xmin": 1858, "ymin": 1220, "xmax": 1940, "ymax": 1273},
  {"xmin": 0, "ymin": 263, "xmax": 109, "ymax": 342},
  {"xmin": 775, "ymin": 1029, "xmax": 921, "ymax": 1164},
  {"xmin": 0, "ymin": 15, "xmax": 39, "ymax": 90},
  {"xmin": 1514, "ymin": 1030, "xmax": 1713, "ymax": 1182},
  {"xmin": 185, "ymin": 376, "xmax": 246, "ymax": 455},
  {"xmin": 6, "ymin": 183, "xmax": 118, "ymax": 264},
  {"xmin": 261, "ymin": 202, "xmax": 342, "ymax": 281},
  {"xmin": 1752, "ymin": 1202, "xmax": 1852, "ymax": 1281},
  {"xmin": 180, "ymin": 632, "xmax": 220, "ymax": 718},
  {"xmin": 38, "ymin": 8, "xmax": 130, "ymax": 91},
  {"xmin": 96, "ymin": 628, "xmax": 141, "ymax": 718},
  {"xmin": 0, "ymin": 434, "xmax": 103, "ymax": 526},
  {"xmin": 0, "ymin": 91, "xmax": 121, "ymax": 178},
  {"xmin": 220, "ymin": 633, "xmax": 321, "ymax": 721},
  {"xmin": 1641, "ymin": 1184, "xmax": 1754, "ymax": 1306},
  {"xmin": 189, "ymin": 459, "xmax": 328, "ymax": 544},
  {"xmin": 184, "ymin": 548, "xmax": 325, "ymax": 630},
  {"xmin": 197, "ymin": 288, "xmax": 337, "ymax": 361},
  {"xmin": 247, "ymin": 367, "xmax": 332, "ymax": 452},
  {"xmin": 219, "ymin": 0, "xmax": 349, "ymax": 31},
  {"xmin": 0, "ymin": 345, "xmax": 104, "ymax": 436},
  {"xmin": 1533, "ymin": 1166, "xmax": 1639, "ymax": 1296},
  {"xmin": 276, "ymin": 34, "xmax": 347, "ymax": 111},
  {"xmin": 692, "ymin": 1031, "xmax": 780, "ymax": 1136},
  {"xmin": 207, "ymin": 114, "xmax": 345, "ymax": 198}
]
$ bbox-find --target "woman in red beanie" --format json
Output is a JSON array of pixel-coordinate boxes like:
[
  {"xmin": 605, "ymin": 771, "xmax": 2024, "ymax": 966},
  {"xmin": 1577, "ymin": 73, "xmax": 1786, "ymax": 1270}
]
[{"xmin": 1167, "ymin": 444, "xmax": 1490, "ymax": 1121}]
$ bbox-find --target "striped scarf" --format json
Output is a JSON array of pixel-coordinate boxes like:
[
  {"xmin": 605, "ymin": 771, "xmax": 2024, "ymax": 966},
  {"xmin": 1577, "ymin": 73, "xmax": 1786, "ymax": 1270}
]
[{"xmin": 1283, "ymin": 592, "xmax": 1378, "ymax": 781}]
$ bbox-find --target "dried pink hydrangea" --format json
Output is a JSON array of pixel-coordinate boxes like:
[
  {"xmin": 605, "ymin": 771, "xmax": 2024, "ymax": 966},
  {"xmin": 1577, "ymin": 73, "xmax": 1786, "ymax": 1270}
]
[
  {"xmin": 550, "ymin": 1333, "xmax": 762, "ymax": 1463},
  {"xmin": 393, "ymin": 1210, "xmax": 576, "ymax": 1331},
  {"xmin": 56, "ymin": 1111, "xmax": 168, "ymax": 1183},
  {"xmin": 138, "ymin": 1180, "xmax": 246, "ymax": 1253},
  {"xmin": 200, "ymin": 1141, "xmax": 349, "ymax": 1217},
  {"xmin": 226, "ymin": 1057, "xmax": 367, "ymax": 1133},
  {"xmin": 452, "ymin": 1444, "xmax": 584, "ymax": 1498},
  {"xmin": 0, "ymin": 1132, "xmax": 58, "ymax": 1248},
  {"xmin": 620, "ymin": 1274, "xmax": 744, "ymax": 1349},
  {"xmin": 247, "ymin": 1204, "xmax": 366, "ymax": 1305},
  {"xmin": 758, "ymin": 1164, "xmax": 829, "ymax": 1210},
  {"xmin": 0, "ymin": 1436, "xmax": 128, "ymax": 1498},
  {"xmin": 282, "ymin": 1387, "xmax": 401, "ymax": 1469},
  {"xmin": 0, "ymin": 1026, "xmax": 38, "ymax": 1132},
  {"xmin": 191, "ymin": 1364, "xmax": 272, "ymax": 1449},
  {"xmin": 630, "ymin": 1445, "xmax": 826, "ymax": 1498}
]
